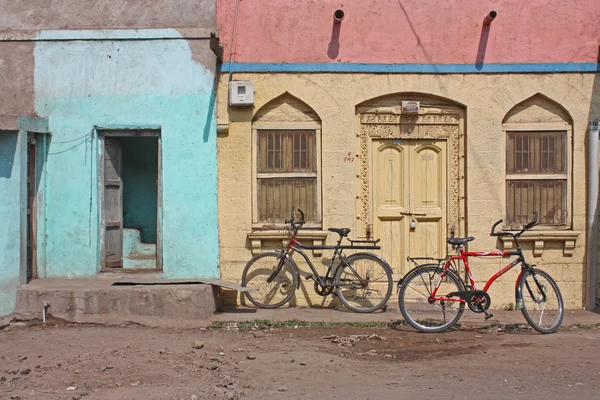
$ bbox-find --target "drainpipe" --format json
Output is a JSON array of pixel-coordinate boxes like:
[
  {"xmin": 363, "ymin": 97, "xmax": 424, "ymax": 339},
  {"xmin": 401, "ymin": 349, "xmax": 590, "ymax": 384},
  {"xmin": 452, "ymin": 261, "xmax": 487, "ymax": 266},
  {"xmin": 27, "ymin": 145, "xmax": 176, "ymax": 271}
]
[
  {"xmin": 43, "ymin": 132, "xmax": 48, "ymax": 278},
  {"xmin": 483, "ymin": 10, "xmax": 497, "ymax": 25},
  {"xmin": 586, "ymin": 120, "xmax": 599, "ymax": 310},
  {"xmin": 228, "ymin": 0, "xmax": 242, "ymax": 82}
]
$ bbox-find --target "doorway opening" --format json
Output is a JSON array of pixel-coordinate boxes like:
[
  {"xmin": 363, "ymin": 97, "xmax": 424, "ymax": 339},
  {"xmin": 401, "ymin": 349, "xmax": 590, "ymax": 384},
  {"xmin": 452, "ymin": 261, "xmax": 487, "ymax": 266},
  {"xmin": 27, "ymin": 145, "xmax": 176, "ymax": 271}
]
[
  {"xmin": 26, "ymin": 137, "xmax": 37, "ymax": 281},
  {"xmin": 101, "ymin": 130, "xmax": 161, "ymax": 271}
]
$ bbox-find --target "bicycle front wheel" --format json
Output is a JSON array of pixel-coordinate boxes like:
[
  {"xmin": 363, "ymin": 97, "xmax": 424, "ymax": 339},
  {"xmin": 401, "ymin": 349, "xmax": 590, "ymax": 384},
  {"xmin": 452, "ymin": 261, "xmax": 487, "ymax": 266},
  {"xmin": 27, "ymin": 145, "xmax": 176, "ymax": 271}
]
[
  {"xmin": 334, "ymin": 253, "xmax": 393, "ymax": 313},
  {"xmin": 241, "ymin": 252, "xmax": 298, "ymax": 309},
  {"xmin": 518, "ymin": 268, "xmax": 564, "ymax": 334},
  {"xmin": 399, "ymin": 265, "xmax": 466, "ymax": 333}
]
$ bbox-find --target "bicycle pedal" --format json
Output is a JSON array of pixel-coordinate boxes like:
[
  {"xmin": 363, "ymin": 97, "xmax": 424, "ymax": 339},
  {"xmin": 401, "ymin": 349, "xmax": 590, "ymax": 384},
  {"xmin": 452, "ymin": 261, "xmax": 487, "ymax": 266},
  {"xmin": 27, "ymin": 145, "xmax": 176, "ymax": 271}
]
[{"xmin": 305, "ymin": 274, "xmax": 314, "ymax": 281}]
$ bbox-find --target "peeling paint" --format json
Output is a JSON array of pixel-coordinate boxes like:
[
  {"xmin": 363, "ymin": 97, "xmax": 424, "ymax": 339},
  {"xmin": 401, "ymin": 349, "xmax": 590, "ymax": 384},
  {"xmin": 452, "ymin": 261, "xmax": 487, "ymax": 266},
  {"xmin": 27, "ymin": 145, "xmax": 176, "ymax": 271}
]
[{"xmin": 32, "ymin": 30, "xmax": 219, "ymax": 281}]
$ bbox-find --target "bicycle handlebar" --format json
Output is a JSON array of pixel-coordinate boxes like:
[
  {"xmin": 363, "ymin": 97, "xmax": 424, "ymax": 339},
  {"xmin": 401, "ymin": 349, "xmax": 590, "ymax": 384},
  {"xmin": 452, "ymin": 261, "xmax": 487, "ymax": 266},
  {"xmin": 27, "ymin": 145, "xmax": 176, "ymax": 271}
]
[
  {"xmin": 523, "ymin": 212, "xmax": 539, "ymax": 230},
  {"xmin": 490, "ymin": 219, "xmax": 506, "ymax": 236},
  {"xmin": 285, "ymin": 208, "xmax": 306, "ymax": 229},
  {"xmin": 490, "ymin": 212, "xmax": 539, "ymax": 239}
]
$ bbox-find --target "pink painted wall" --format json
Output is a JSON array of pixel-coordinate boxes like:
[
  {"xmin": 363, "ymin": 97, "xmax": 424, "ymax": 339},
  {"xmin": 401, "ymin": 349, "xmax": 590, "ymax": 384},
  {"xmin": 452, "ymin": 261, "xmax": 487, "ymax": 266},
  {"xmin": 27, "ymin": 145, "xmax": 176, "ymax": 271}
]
[{"xmin": 217, "ymin": 0, "xmax": 600, "ymax": 64}]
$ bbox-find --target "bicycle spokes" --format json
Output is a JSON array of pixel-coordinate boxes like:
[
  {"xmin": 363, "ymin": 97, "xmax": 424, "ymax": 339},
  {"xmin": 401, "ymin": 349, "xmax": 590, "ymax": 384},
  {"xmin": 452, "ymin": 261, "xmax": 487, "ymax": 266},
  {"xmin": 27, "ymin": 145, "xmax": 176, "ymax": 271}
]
[
  {"xmin": 520, "ymin": 270, "xmax": 563, "ymax": 333},
  {"xmin": 335, "ymin": 255, "xmax": 393, "ymax": 312},
  {"xmin": 399, "ymin": 266, "xmax": 465, "ymax": 333},
  {"xmin": 526, "ymin": 277, "xmax": 548, "ymax": 305},
  {"xmin": 243, "ymin": 254, "xmax": 297, "ymax": 308}
]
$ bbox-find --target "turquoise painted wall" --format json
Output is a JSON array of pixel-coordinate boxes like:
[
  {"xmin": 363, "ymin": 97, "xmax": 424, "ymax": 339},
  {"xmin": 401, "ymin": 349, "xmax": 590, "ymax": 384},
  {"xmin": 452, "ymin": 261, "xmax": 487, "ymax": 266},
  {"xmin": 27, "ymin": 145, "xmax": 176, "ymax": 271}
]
[
  {"xmin": 122, "ymin": 137, "xmax": 158, "ymax": 244},
  {"xmin": 34, "ymin": 29, "xmax": 219, "ymax": 279},
  {"xmin": 0, "ymin": 131, "xmax": 22, "ymax": 315}
]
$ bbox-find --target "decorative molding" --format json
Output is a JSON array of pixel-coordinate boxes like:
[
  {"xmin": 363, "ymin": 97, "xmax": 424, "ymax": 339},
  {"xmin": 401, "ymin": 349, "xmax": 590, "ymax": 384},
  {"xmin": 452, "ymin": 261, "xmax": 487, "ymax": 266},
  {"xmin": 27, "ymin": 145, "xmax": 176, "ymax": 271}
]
[
  {"xmin": 499, "ymin": 231, "xmax": 581, "ymax": 257},
  {"xmin": 534, "ymin": 241, "xmax": 544, "ymax": 257},
  {"xmin": 217, "ymin": 123, "xmax": 229, "ymax": 135},
  {"xmin": 357, "ymin": 108, "xmax": 463, "ymax": 237},
  {"xmin": 247, "ymin": 230, "xmax": 328, "ymax": 256},
  {"xmin": 254, "ymin": 96, "xmax": 320, "ymax": 124},
  {"xmin": 359, "ymin": 113, "xmax": 460, "ymax": 125}
]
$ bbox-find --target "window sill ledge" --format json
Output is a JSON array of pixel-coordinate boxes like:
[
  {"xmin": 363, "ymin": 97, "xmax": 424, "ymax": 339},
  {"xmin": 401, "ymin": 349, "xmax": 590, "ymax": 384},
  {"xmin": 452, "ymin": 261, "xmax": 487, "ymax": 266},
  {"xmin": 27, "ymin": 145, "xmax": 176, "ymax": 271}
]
[
  {"xmin": 499, "ymin": 231, "xmax": 581, "ymax": 257},
  {"xmin": 247, "ymin": 229, "xmax": 328, "ymax": 256}
]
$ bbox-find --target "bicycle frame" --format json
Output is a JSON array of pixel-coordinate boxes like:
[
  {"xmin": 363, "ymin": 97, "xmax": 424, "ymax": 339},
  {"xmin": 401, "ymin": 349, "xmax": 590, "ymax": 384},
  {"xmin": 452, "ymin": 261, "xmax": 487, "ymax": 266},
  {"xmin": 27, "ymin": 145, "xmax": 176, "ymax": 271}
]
[
  {"xmin": 429, "ymin": 213, "xmax": 542, "ymax": 304},
  {"xmin": 431, "ymin": 249, "xmax": 523, "ymax": 303},
  {"xmin": 285, "ymin": 237, "xmax": 347, "ymax": 287},
  {"xmin": 277, "ymin": 236, "xmax": 382, "ymax": 286},
  {"xmin": 267, "ymin": 231, "xmax": 382, "ymax": 289}
]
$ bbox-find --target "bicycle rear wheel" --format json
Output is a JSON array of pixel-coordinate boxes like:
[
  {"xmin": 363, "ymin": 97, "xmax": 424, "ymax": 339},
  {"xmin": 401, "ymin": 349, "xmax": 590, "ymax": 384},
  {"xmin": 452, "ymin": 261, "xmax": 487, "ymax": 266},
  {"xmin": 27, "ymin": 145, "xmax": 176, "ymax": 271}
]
[
  {"xmin": 518, "ymin": 268, "xmax": 564, "ymax": 334},
  {"xmin": 241, "ymin": 252, "xmax": 298, "ymax": 309},
  {"xmin": 399, "ymin": 265, "xmax": 465, "ymax": 333},
  {"xmin": 334, "ymin": 253, "xmax": 393, "ymax": 313}
]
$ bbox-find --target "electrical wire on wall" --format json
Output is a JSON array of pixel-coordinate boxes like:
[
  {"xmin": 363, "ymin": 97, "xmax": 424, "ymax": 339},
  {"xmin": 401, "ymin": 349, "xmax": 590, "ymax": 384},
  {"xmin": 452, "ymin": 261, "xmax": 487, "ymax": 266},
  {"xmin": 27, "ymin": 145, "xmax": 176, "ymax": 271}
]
[
  {"xmin": 89, "ymin": 129, "xmax": 95, "ymax": 246},
  {"xmin": 46, "ymin": 127, "xmax": 96, "ymax": 246},
  {"xmin": 47, "ymin": 129, "xmax": 94, "ymax": 155}
]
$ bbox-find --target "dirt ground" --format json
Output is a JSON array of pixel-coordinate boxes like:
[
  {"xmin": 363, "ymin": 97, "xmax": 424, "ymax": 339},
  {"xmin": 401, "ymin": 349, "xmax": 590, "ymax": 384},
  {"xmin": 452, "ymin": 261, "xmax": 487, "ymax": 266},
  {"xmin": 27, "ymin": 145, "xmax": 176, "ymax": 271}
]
[{"xmin": 1, "ymin": 320, "xmax": 599, "ymax": 400}]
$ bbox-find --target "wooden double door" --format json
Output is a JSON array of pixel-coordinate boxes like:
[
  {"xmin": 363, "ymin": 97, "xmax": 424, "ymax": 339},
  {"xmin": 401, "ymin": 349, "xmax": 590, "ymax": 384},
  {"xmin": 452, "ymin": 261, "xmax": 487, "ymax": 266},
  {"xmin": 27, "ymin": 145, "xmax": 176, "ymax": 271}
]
[{"xmin": 372, "ymin": 139, "xmax": 448, "ymax": 276}]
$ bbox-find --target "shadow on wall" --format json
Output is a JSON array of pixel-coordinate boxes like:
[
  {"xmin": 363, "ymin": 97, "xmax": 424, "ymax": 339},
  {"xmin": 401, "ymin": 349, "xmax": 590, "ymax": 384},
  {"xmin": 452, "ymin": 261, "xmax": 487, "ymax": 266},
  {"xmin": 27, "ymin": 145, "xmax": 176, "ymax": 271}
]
[
  {"xmin": 327, "ymin": 22, "xmax": 341, "ymax": 59},
  {"xmin": 475, "ymin": 24, "xmax": 491, "ymax": 69},
  {"xmin": 475, "ymin": 12, "xmax": 497, "ymax": 70},
  {"xmin": 203, "ymin": 63, "xmax": 219, "ymax": 143},
  {"xmin": 0, "ymin": 131, "xmax": 18, "ymax": 179}
]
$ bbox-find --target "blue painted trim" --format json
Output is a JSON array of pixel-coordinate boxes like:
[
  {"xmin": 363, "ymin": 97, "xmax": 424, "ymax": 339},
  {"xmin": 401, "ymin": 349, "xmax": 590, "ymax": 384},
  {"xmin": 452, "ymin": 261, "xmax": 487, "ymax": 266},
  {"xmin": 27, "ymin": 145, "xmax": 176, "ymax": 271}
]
[{"xmin": 221, "ymin": 62, "xmax": 600, "ymax": 74}]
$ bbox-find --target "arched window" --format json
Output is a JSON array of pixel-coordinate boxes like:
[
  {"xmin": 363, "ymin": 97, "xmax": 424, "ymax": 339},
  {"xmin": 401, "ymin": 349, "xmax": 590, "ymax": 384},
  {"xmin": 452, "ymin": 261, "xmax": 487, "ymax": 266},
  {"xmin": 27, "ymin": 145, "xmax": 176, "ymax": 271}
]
[
  {"xmin": 503, "ymin": 94, "xmax": 572, "ymax": 229},
  {"xmin": 252, "ymin": 93, "xmax": 322, "ymax": 226}
]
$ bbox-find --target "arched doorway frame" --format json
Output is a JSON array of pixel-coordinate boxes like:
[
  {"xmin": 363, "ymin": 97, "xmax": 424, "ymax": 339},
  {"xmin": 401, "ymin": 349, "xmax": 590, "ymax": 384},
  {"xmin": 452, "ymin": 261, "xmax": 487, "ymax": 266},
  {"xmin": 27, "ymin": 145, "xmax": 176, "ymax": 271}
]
[{"xmin": 355, "ymin": 93, "xmax": 467, "ymax": 247}]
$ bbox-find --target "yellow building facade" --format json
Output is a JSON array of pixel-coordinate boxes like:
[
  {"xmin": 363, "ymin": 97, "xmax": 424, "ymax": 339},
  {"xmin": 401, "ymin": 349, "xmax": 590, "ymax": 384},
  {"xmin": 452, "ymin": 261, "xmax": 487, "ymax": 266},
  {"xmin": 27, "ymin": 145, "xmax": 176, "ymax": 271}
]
[{"xmin": 217, "ymin": 72, "xmax": 598, "ymax": 309}]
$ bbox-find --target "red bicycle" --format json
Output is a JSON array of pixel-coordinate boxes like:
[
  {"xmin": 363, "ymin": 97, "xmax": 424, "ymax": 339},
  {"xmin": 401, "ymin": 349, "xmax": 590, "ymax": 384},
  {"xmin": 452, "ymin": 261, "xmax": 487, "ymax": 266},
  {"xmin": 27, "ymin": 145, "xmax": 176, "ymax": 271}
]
[{"xmin": 398, "ymin": 213, "xmax": 564, "ymax": 333}]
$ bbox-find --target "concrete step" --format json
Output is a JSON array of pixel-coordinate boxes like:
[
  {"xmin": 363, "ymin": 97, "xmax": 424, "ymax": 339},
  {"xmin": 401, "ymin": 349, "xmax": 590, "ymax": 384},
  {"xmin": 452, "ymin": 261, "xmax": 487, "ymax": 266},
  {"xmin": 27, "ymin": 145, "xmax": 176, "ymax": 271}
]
[
  {"xmin": 15, "ymin": 278, "xmax": 218, "ymax": 328},
  {"xmin": 123, "ymin": 228, "xmax": 156, "ymax": 269}
]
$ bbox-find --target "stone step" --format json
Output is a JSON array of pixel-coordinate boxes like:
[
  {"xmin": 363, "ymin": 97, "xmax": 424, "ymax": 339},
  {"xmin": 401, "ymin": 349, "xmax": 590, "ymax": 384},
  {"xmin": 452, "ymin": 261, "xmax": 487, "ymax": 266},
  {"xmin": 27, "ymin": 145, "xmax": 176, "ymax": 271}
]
[
  {"xmin": 123, "ymin": 228, "xmax": 157, "ymax": 269},
  {"xmin": 15, "ymin": 278, "xmax": 218, "ymax": 328}
]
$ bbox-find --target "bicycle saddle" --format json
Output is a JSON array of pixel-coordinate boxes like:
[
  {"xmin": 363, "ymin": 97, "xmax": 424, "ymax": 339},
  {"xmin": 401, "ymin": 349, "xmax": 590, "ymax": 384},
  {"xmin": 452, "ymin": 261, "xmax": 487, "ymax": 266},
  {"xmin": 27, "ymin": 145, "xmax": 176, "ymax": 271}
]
[
  {"xmin": 328, "ymin": 227, "xmax": 351, "ymax": 237},
  {"xmin": 447, "ymin": 237, "xmax": 475, "ymax": 246}
]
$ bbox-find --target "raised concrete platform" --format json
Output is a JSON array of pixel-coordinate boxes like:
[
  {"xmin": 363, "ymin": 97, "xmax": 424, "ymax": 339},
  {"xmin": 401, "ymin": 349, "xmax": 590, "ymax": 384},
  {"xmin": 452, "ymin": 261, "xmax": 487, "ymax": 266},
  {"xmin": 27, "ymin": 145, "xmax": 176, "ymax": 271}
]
[{"xmin": 15, "ymin": 278, "xmax": 219, "ymax": 328}]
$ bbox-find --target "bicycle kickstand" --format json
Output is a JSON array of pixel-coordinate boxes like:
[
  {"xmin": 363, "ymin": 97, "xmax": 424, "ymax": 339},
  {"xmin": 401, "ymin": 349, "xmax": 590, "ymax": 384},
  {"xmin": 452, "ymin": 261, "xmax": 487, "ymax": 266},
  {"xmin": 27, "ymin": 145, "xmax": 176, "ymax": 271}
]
[{"xmin": 482, "ymin": 308, "xmax": 494, "ymax": 320}]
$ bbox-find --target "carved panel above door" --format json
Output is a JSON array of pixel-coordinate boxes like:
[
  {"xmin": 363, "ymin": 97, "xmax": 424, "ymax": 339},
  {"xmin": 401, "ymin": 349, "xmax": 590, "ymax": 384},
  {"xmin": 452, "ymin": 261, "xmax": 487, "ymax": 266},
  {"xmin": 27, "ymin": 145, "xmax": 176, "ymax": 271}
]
[{"xmin": 357, "ymin": 104, "xmax": 465, "ymax": 241}]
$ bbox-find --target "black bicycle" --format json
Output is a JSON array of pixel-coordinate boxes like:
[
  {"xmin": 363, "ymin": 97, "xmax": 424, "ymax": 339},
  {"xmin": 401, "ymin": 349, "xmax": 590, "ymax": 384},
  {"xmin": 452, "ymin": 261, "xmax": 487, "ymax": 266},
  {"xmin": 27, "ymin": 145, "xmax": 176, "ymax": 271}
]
[{"xmin": 241, "ymin": 209, "xmax": 394, "ymax": 313}]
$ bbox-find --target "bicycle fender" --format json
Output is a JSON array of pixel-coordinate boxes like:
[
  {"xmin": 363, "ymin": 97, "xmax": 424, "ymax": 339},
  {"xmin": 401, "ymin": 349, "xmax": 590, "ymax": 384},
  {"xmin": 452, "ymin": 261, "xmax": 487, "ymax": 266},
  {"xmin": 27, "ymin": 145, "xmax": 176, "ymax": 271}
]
[
  {"xmin": 514, "ymin": 269, "xmax": 527, "ymax": 305},
  {"xmin": 282, "ymin": 254, "xmax": 301, "ymax": 290},
  {"xmin": 398, "ymin": 263, "xmax": 442, "ymax": 287},
  {"xmin": 345, "ymin": 252, "xmax": 393, "ymax": 271}
]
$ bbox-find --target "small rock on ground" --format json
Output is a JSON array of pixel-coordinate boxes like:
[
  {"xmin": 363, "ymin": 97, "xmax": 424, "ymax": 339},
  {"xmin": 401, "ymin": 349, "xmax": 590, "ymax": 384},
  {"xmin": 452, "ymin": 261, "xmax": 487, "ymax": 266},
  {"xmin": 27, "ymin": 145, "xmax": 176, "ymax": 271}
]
[{"xmin": 193, "ymin": 341, "xmax": 204, "ymax": 350}]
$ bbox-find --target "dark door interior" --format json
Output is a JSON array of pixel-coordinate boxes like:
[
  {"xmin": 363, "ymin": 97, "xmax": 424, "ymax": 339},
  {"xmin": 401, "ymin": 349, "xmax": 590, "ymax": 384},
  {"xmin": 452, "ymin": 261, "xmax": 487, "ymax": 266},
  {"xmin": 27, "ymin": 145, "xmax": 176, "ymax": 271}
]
[{"xmin": 26, "ymin": 140, "xmax": 37, "ymax": 281}]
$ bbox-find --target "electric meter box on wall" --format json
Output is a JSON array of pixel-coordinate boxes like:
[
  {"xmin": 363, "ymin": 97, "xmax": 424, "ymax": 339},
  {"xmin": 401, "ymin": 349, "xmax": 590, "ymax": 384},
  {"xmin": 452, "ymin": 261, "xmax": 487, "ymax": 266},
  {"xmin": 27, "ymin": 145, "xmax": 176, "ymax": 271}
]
[{"xmin": 229, "ymin": 80, "xmax": 255, "ymax": 106}]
